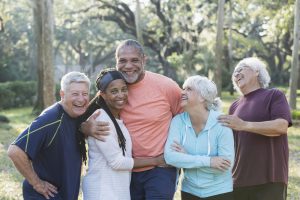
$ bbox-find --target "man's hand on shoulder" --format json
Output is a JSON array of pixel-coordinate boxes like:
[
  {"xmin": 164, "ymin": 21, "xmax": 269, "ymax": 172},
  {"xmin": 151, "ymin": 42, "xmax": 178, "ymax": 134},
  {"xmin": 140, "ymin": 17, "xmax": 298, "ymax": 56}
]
[{"xmin": 80, "ymin": 109, "xmax": 110, "ymax": 141}]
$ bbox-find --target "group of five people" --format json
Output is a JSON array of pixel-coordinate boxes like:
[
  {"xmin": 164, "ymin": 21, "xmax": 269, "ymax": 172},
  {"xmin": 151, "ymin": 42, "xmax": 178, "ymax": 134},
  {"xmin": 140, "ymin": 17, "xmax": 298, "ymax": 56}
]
[{"xmin": 7, "ymin": 39, "xmax": 292, "ymax": 200}]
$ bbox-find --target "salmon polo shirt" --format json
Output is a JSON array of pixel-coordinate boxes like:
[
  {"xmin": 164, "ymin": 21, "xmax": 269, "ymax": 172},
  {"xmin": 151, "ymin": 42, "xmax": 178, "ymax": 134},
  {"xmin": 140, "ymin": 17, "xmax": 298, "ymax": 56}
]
[{"xmin": 120, "ymin": 71, "xmax": 182, "ymax": 171}]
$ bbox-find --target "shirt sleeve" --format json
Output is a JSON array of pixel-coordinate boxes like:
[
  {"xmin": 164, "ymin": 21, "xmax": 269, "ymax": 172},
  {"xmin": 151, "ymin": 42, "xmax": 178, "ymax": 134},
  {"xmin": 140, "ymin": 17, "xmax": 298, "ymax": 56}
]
[
  {"xmin": 217, "ymin": 126, "xmax": 235, "ymax": 165},
  {"xmin": 270, "ymin": 89, "xmax": 292, "ymax": 127},
  {"xmin": 164, "ymin": 115, "xmax": 211, "ymax": 168},
  {"xmin": 92, "ymin": 110, "xmax": 134, "ymax": 171},
  {"xmin": 13, "ymin": 111, "xmax": 62, "ymax": 160},
  {"xmin": 165, "ymin": 79, "xmax": 183, "ymax": 116}
]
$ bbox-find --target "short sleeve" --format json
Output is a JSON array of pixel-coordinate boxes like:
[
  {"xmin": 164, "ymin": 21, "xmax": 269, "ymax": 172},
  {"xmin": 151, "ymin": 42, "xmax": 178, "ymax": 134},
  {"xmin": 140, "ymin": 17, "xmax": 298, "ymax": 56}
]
[
  {"xmin": 165, "ymin": 79, "xmax": 183, "ymax": 116},
  {"xmin": 13, "ymin": 112, "xmax": 62, "ymax": 160},
  {"xmin": 270, "ymin": 89, "xmax": 292, "ymax": 127}
]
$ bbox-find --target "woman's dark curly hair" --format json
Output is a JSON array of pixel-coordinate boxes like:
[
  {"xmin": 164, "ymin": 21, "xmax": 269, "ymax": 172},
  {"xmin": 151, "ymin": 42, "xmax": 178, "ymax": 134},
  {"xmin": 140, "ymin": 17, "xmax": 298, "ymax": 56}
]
[{"xmin": 77, "ymin": 68, "xmax": 127, "ymax": 164}]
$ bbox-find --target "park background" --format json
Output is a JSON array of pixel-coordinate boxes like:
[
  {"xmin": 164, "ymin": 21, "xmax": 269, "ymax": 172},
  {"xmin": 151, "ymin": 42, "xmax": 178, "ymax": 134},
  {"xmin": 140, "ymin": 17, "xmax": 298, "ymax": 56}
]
[{"xmin": 0, "ymin": 0, "xmax": 300, "ymax": 199}]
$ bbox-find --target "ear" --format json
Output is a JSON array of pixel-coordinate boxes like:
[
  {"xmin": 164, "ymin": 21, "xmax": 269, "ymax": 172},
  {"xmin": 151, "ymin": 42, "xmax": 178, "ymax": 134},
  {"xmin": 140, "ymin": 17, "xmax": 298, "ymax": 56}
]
[{"xmin": 60, "ymin": 90, "xmax": 64, "ymax": 100}]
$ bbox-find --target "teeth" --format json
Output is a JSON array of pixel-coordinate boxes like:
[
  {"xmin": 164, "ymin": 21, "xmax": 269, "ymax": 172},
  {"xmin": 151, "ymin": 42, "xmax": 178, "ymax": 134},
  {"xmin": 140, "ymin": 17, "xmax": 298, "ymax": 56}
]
[
  {"xmin": 73, "ymin": 104, "xmax": 86, "ymax": 108},
  {"xmin": 124, "ymin": 71, "xmax": 134, "ymax": 75}
]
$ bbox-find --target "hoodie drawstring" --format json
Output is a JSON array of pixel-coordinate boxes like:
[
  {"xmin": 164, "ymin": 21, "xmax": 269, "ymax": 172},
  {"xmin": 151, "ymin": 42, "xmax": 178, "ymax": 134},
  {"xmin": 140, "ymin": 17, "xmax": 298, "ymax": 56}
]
[{"xmin": 184, "ymin": 125, "xmax": 211, "ymax": 156}]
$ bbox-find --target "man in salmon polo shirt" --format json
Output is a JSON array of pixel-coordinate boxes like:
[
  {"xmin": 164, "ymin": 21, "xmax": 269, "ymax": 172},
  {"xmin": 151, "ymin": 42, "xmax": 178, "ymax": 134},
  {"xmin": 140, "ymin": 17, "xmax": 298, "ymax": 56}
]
[{"xmin": 81, "ymin": 39, "xmax": 182, "ymax": 199}]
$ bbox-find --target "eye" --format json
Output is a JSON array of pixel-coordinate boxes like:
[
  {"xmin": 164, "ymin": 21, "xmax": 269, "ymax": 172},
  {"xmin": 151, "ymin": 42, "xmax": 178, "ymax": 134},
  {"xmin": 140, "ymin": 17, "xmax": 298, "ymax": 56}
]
[
  {"xmin": 83, "ymin": 92, "xmax": 89, "ymax": 97},
  {"xmin": 118, "ymin": 59, "xmax": 127, "ymax": 64},
  {"xmin": 132, "ymin": 59, "xmax": 140, "ymax": 63},
  {"xmin": 110, "ymin": 89, "xmax": 118, "ymax": 94},
  {"xmin": 121, "ymin": 87, "xmax": 128, "ymax": 93}
]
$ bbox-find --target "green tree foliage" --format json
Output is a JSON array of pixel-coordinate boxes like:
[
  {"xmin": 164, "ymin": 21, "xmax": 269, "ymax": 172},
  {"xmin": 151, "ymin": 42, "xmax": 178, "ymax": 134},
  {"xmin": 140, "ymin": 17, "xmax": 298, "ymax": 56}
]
[
  {"xmin": 225, "ymin": 0, "xmax": 294, "ymax": 86},
  {"xmin": 0, "ymin": 0, "xmax": 34, "ymax": 82},
  {"xmin": 0, "ymin": 0, "xmax": 297, "ymax": 92}
]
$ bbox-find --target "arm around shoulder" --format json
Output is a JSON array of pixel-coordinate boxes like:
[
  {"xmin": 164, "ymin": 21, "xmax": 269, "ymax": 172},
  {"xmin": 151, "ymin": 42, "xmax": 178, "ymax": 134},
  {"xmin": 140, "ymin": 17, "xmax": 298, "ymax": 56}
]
[{"xmin": 80, "ymin": 109, "xmax": 110, "ymax": 141}]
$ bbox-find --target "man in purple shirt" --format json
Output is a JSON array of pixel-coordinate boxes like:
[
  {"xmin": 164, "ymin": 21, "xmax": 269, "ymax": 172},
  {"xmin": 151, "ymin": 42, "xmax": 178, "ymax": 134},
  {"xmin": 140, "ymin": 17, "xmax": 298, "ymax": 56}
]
[{"xmin": 218, "ymin": 57, "xmax": 292, "ymax": 200}]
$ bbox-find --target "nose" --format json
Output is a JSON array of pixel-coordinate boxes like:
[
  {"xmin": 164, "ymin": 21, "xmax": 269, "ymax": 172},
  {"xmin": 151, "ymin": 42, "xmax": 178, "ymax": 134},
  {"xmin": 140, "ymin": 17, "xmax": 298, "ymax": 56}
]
[
  {"xmin": 77, "ymin": 93, "xmax": 88, "ymax": 101},
  {"xmin": 117, "ymin": 90, "xmax": 127, "ymax": 98},
  {"xmin": 123, "ymin": 61, "xmax": 133, "ymax": 69},
  {"xmin": 233, "ymin": 71, "xmax": 240, "ymax": 78}
]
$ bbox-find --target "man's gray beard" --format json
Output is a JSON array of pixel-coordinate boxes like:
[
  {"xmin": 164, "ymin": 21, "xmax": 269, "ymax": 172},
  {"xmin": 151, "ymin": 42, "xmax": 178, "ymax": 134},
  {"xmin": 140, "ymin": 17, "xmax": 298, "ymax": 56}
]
[{"xmin": 121, "ymin": 72, "xmax": 139, "ymax": 84}]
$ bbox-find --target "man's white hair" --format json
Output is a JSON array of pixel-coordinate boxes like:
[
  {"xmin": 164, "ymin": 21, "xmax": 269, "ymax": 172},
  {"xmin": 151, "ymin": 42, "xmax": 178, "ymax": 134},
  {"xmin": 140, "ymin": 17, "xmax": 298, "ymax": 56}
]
[
  {"xmin": 60, "ymin": 71, "xmax": 90, "ymax": 92},
  {"xmin": 232, "ymin": 57, "xmax": 271, "ymax": 94}
]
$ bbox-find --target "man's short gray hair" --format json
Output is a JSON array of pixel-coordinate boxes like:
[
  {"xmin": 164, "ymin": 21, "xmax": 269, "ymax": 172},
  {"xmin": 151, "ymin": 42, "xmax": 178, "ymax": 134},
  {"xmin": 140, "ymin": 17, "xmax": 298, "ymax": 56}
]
[
  {"xmin": 183, "ymin": 75, "xmax": 222, "ymax": 111},
  {"xmin": 232, "ymin": 57, "xmax": 271, "ymax": 93},
  {"xmin": 60, "ymin": 71, "xmax": 90, "ymax": 92},
  {"xmin": 115, "ymin": 39, "xmax": 145, "ymax": 59}
]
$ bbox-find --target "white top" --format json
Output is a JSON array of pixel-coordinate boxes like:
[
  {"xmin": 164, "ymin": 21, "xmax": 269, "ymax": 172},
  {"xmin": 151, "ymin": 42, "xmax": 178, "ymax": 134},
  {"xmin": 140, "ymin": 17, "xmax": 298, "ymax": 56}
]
[{"xmin": 82, "ymin": 109, "xmax": 134, "ymax": 200}]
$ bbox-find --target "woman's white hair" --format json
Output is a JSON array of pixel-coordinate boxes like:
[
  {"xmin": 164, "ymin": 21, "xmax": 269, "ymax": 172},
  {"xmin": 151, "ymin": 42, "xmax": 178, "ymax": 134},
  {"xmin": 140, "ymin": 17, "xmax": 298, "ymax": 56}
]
[
  {"xmin": 60, "ymin": 71, "xmax": 91, "ymax": 92},
  {"xmin": 183, "ymin": 75, "xmax": 222, "ymax": 111},
  {"xmin": 232, "ymin": 57, "xmax": 271, "ymax": 93}
]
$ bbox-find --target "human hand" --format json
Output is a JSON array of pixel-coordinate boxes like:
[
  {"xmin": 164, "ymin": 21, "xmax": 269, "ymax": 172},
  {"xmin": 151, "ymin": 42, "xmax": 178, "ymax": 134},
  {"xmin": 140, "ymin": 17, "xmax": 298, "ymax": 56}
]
[
  {"xmin": 218, "ymin": 114, "xmax": 247, "ymax": 131},
  {"xmin": 155, "ymin": 154, "xmax": 167, "ymax": 167},
  {"xmin": 33, "ymin": 179, "xmax": 58, "ymax": 199},
  {"xmin": 81, "ymin": 110, "xmax": 110, "ymax": 141},
  {"xmin": 210, "ymin": 157, "xmax": 231, "ymax": 172},
  {"xmin": 171, "ymin": 141, "xmax": 186, "ymax": 153}
]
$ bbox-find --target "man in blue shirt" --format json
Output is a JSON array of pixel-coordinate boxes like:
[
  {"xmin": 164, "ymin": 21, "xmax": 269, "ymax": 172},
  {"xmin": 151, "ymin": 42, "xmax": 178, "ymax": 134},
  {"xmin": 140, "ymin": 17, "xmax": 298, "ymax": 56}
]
[{"xmin": 7, "ymin": 72, "xmax": 90, "ymax": 200}]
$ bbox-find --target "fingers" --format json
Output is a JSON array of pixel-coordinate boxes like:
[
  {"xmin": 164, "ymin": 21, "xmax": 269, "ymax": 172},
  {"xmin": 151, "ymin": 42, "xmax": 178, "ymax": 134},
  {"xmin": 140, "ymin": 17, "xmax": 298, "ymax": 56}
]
[
  {"xmin": 47, "ymin": 182, "xmax": 58, "ymax": 194},
  {"xmin": 218, "ymin": 115, "xmax": 234, "ymax": 128},
  {"xmin": 97, "ymin": 121, "xmax": 110, "ymax": 129},
  {"xmin": 91, "ymin": 109, "xmax": 101, "ymax": 120},
  {"xmin": 171, "ymin": 142, "xmax": 185, "ymax": 153},
  {"xmin": 171, "ymin": 143, "xmax": 180, "ymax": 150},
  {"xmin": 157, "ymin": 155, "xmax": 167, "ymax": 166},
  {"xmin": 211, "ymin": 157, "xmax": 231, "ymax": 171},
  {"xmin": 91, "ymin": 121, "xmax": 110, "ymax": 141},
  {"xmin": 218, "ymin": 159, "xmax": 231, "ymax": 171},
  {"xmin": 173, "ymin": 140, "xmax": 180, "ymax": 145},
  {"xmin": 33, "ymin": 180, "xmax": 58, "ymax": 199},
  {"xmin": 45, "ymin": 182, "xmax": 58, "ymax": 198}
]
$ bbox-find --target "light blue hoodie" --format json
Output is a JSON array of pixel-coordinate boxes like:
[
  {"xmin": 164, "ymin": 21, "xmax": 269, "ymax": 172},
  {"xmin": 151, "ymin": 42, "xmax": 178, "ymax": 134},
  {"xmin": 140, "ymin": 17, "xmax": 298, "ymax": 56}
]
[{"xmin": 164, "ymin": 110, "xmax": 234, "ymax": 198}]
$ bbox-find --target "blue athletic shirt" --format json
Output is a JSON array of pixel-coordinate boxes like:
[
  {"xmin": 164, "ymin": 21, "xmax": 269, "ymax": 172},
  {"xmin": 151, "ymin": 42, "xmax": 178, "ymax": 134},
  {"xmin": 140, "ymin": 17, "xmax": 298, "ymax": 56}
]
[{"xmin": 13, "ymin": 103, "xmax": 82, "ymax": 200}]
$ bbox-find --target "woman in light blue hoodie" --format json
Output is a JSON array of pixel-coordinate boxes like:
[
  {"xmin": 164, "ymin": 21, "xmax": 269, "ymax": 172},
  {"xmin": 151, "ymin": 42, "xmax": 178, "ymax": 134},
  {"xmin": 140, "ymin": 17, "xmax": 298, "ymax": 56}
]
[{"xmin": 164, "ymin": 75, "xmax": 234, "ymax": 200}]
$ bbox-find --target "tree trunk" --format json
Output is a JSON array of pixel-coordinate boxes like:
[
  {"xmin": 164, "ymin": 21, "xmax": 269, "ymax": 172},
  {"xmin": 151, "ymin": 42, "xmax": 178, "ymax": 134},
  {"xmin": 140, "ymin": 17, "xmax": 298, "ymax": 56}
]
[
  {"xmin": 227, "ymin": 0, "xmax": 234, "ymax": 95},
  {"xmin": 158, "ymin": 54, "xmax": 178, "ymax": 81},
  {"xmin": 213, "ymin": 0, "xmax": 225, "ymax": 97},
  {"xmin": 289, "ymin": 0, "xmax": 300, "ymax": 109},
  {"xmin": 135, "ymin": 0, "xmax": 143, "ymax": 45},
  {"xmin": 33, "ymin": 0, "xmax": 55, "ymax": 114}
]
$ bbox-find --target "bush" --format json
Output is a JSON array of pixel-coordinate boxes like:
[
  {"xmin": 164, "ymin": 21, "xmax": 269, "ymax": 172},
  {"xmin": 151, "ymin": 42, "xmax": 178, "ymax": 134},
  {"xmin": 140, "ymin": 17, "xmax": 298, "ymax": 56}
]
[
  {"xmin": 0, "ymin": 81, "xmax": 37, "ymax": 110},
  {"xmin": 0, "ymin": 115, "xmax": 9, "ymax": 123},
  {"xmin": 291, "ymin": 110, "xmax": 300, "ymax": 120}
]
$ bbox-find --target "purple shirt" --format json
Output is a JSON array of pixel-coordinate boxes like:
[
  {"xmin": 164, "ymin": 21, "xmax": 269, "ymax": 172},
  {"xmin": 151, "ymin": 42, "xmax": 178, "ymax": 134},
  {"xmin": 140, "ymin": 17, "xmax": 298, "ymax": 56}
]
[{"xmin": 229, "ymin": 88, "xmax": 292, "ymax": 188}]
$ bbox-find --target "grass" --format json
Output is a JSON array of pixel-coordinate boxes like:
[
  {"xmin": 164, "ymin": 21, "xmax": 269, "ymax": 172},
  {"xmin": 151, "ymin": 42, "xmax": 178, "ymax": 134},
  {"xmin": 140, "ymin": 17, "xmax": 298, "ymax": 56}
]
[
  {"xmin": 0, "ymin": 102, "xmax": 300, "ymax": 200},
  {"xmin": 0, "ymin": 107, "xmax": 33, "ymax": 200}
]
